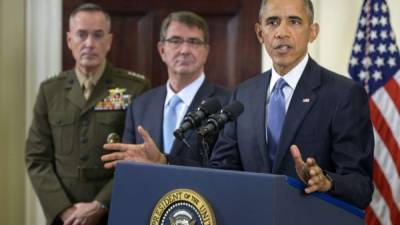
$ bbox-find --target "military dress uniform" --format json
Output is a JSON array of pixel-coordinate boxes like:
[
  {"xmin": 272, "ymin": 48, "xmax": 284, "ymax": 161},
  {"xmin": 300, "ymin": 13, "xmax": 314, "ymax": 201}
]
[{"xmin": 25, "ymin": 63, "xmax": 150, "ymax": 225}]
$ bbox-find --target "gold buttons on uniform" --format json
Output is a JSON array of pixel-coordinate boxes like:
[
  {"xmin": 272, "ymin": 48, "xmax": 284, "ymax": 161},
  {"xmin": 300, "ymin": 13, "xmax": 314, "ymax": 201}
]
[{"xmin": 107, "ymin": 132, "xmax": 120, "ymax": 143}]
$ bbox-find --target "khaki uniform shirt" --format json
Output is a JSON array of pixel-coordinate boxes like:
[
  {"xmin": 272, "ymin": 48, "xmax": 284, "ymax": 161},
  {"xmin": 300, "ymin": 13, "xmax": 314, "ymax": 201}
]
[{"xmin": 25, "ymin": 63, "xmax": 151, "ymax": 225}]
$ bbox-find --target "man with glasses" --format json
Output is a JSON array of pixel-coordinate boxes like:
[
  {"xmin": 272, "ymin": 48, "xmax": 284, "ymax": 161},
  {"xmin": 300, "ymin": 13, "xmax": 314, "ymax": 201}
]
[
  {"xmin": 25, "ymin": 3, "xmax": 150, "ymax": 225},
  {"xmin": 101, "ymin": 11, "xmax": 229, "ymax": 168}
]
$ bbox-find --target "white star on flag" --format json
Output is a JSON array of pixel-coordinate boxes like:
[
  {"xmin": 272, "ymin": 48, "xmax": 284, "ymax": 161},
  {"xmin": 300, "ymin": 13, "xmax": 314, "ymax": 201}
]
[
  {"xmin": 388, "ymin": 57, "xmax": 396, "ymax": 67},
  {"xmin": 372, "ymin": 71, "xmax": 382, "ymax": 80},
  {"xmin": 380, "ymin": 16, "xmax": 388, "ymax": 26},
  {"xmin": 370, "ymin": 31, "xmax": 378, "ymax": 40},
  {"xmin": 350, "ymin": 57, "xmax": 359, "ymax": 67},
  {"xmin": 378, "ymin": 43, "xmax": 386, "ymax": 54},
  {"xmin": 375, "ymin": 57, "xmax": 384, "ymax": 67}
]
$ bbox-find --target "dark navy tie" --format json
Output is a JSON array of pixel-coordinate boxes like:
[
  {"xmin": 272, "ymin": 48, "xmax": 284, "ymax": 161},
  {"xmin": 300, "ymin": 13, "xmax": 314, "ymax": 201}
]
[
  {"xmin": 267, "ymin": 78, "xmax": 287, "ymax": 165},
  {"xmin": 163, "ymin": 95, "xmax": 182, "ymax": 154}
]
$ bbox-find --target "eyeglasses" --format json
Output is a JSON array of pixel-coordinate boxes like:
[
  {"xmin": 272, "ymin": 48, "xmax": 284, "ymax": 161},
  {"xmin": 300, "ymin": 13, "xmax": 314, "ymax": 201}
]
[{"xmin": 163, "ymin": 37, "xmax": 207, "ymax": 49}]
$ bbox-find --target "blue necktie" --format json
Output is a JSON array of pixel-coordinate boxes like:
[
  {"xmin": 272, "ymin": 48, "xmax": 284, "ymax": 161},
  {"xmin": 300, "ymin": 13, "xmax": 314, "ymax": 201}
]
[
  {"xmin": 267, "ymin": 78, "xmax": 287, "ymax": 164},
  {"xmin": 163, "ymin": 95, "xmax": 182, "ymax": 154}
]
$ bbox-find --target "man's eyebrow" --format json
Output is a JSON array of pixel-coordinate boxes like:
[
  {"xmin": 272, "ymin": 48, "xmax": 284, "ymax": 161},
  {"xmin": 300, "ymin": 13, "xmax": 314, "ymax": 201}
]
[
  {"xmin": 288, "ymin": 16, "xmax": 303, "ymax": 21},
  {"xmin": 166, "ymin": 35, "xmax": 182, "ymax": 39},
  {"xmin": 265, "ymin": 16, "xmax": 279, "ymax": 21},
  {"xmin": 75, "ymin": 29, "xmax": 105, "ymax": 32}
]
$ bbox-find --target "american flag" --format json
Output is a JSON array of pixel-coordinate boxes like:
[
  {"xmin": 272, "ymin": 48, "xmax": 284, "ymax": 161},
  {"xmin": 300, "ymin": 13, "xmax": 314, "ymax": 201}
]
[{"xmin": 349, "ymin": 0, "xmax": 400, "ymax": 225}]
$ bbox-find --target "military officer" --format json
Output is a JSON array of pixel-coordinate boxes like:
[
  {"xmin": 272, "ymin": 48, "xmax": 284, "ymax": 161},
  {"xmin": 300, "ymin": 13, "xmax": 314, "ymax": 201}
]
[{"xmin": 25, "ymin": 3, "xmax": 150, "ymax": 225}]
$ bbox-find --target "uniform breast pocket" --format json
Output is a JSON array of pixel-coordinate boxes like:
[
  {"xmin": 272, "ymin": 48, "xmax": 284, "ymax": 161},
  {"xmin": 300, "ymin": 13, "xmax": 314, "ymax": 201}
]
[
  {"xmin": 95, "ymin": 112, "xmax": 126, "ymax": 142},
  {"xmin": 49, "ymin": 112, "xmax": 77, "ymax": 155}
]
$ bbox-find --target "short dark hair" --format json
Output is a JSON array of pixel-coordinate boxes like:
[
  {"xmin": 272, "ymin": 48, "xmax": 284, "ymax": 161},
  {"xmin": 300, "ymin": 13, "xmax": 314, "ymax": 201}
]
[
  {"xmin": 69, "ymin": 3, "xmax": 112, "ymax": 32},
  {"xmin": 160, "ymin": 11, "xmax": 209, "ymax": 43},
  {"xmin": 259, "ymin": 0, "xmax": 314, "ymax": 23}
]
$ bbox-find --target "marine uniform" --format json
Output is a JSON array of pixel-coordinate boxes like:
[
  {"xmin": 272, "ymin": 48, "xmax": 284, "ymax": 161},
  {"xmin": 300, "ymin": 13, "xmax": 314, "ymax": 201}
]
[{"xmin": 25, "ymin": 63, "xmax": 151, "ymax": 225}]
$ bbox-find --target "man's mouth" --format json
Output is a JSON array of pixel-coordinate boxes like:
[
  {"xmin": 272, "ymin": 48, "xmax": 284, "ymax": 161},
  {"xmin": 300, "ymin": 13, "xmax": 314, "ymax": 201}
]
[
  {"xmin": 81, "ymin": 52, "xmax": 97, "ymax": 58},
  {"xmin": 176, "ymin": 58, "xmax": 193, "ymax": 65},
  {"xmin": 274, "ymin": 44, "xmax": 292, "ymax": 54}
]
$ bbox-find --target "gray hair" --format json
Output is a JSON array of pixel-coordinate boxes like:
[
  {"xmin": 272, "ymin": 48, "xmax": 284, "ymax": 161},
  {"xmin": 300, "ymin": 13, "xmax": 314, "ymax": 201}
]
[
  {"xmin": 69, "ymin": 3, "xmax": 112, "ymax": 32},
  {"xmin": 259, "ymin": 0, "xmax": 314, "ymax": 23},
  {"xmin": 160, "ymin": 11, "xmax": 209, "ymax": 43}
]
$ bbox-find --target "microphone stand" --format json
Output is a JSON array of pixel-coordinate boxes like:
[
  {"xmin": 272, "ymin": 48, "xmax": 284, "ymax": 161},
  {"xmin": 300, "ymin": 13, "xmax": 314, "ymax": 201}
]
[{"xmin": 197, "ymin": 131, "xmax": 218, "ymax": 168}]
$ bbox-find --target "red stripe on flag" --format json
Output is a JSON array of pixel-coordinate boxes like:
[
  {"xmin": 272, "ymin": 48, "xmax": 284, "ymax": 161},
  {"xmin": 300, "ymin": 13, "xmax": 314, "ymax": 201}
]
[
  {"xmin": 369, "ymin": 100, "xmax": 400, "ymax": 174},
  {"xmin": 365, "ymin": 206, "xmax": 382, "ymax": 225},
  {"xmin": 372, "ymin": 160, "xmax": 400, "ymax": 225},
  {"xmin": 384, "ymin": 78, "xmax": 400, "ymax": 112}
]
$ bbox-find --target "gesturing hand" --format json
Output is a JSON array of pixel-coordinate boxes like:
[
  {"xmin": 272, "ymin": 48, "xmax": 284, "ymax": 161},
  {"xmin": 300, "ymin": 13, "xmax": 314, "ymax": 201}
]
[
  {"xmin": 290, "ymin": 145, "xmax": 332, "ymax": 193},
  {"xmin": 101, "ymin": 126, "xmax": 166, "ymax": 169}
]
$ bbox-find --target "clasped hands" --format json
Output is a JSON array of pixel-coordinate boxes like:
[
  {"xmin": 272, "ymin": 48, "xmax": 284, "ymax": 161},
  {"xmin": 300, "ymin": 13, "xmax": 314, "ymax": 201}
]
[
  {"xmin": 101, "ymin": 126, "xmax": 332, "ymax": 193},
  {"xmin": 59, "ymin": 201, "xmax": 106, "ymax": 225}
]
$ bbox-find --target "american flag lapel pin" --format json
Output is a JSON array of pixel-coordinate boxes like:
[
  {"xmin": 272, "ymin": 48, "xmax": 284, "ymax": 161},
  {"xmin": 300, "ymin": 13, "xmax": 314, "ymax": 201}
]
[{"xmin": 302, "ymin": 98, "xmax": 310, "ymax": 103}]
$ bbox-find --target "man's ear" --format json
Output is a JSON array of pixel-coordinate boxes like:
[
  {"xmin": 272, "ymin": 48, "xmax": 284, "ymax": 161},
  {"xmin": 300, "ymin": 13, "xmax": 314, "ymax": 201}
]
[
  {"xmin": 157, "ymin": 41, "xmax": 166, "ymax": 62},
  {"xmin": 309, "ymin": 23, "xmax": 319, "ymax": 43},
  {"xmin": 254, "ymin": 23, "xmax": 264, "ymax": 44},
  {"xmin": 107, "ymin": 33, "xmax": 113, "ymax": 51},
  {"xmin": 66, "ymin": 32, "xmax": 72, "ymax": 50}
]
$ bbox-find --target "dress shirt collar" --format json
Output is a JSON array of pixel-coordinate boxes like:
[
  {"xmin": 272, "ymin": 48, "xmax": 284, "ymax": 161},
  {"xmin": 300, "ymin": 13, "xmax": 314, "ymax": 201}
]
[
  {"xmin": 165, "ymin": 73, "xmax": 205, "ymax": 108},
  {"xmin": 269, "ymin": 54, "xmax": 309, "ymax": 94},
  {"xmin": 75, "ymin": 60, "xmax": 106, "ymax": 87}
]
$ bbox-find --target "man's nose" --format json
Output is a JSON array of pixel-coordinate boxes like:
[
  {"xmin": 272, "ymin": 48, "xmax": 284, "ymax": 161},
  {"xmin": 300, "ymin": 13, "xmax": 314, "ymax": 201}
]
[
  {"xmin": 84, "ymin": 35, "xmax": 96, "ymax": 47},
  {"xmin": 179, "ymin": 41, "xmax": 192, "ymax": 54},
  {"xmin": 275, "ymin": 22, "xmax": 290, "ymax": 38}
]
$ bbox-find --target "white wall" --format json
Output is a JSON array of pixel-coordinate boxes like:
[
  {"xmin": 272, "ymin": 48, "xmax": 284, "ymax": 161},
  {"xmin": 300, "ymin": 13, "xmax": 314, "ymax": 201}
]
[{"xmin": 24, "ymin": 1, "xmax": 62, "ymax": 225}]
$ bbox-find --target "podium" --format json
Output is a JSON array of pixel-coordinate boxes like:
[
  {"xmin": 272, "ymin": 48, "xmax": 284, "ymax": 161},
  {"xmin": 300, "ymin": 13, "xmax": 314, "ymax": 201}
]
[{"xmin": 108, "ymin": 162, "xmax": 364, "ymax": 225}]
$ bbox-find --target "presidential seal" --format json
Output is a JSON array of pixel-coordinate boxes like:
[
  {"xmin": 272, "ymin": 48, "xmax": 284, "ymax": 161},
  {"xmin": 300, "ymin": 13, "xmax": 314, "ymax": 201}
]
[{"xmin": 150, "ymin": 189, "xmax": 216, "ymax": 225}]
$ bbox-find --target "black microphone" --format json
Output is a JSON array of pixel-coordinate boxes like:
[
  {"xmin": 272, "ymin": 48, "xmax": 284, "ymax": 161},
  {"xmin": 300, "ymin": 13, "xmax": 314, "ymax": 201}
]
[
  {"xmin": 173, "ymin": 97, "xmax": 221, "ymax": 141},
  {"xmin": 197, "ymin": 101, "xmax": 244, "ymax": 137}
]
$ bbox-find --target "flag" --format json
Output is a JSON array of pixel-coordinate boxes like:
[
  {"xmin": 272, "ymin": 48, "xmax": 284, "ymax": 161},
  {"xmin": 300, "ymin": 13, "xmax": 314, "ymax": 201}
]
[{"xmin": 349, "ymin": 0, "xmax": 400, "ymax": 224}]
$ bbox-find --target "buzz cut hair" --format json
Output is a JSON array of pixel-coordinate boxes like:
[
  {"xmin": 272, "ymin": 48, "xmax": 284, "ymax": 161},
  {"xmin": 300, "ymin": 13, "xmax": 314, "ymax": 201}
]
[{"xmin": 69, "ymin": 3, "xmax": 112, "ymax": 32}]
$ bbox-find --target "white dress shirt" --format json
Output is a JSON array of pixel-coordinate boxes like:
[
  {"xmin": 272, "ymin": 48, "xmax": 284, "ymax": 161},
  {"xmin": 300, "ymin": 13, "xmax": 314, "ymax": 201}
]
[{"xmin": 164, "ymin": 73, "xmax": 206, "ymax": 131}]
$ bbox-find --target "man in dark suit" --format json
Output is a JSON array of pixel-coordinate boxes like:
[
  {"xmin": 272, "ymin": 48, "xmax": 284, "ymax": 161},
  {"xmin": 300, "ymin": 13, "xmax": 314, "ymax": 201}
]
[
  {"xmin": 101, "ymin": 12, "xmax": 229, "ymax": 167},
  {"xmin": 209, "ymin": 0, "xmax": 374, "ymax": 209},
  {"xmin": 25, "ymin": 3, "xmax": 150, "ymax": 225}
]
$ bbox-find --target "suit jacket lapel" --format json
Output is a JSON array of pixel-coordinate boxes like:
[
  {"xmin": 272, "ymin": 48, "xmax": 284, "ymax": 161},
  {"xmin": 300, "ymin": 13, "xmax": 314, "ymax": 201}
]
[
  {"xmin": 252, "ymin": 72, "xmax": 272, "ymax": 171},
  {"xmin": 169, "ymin": 80, "xmax": 215, "ymax": 155},
  {"xmin": 65, "ymin": 70, "xmax": 85, "ymax": 110},
  {"xmin": 149, "ymin": 87, "xmax": 167, "ymax": 150},
  {"xmin": 272, "ymin": 58, "xmax": 321, "ymax": 172}
]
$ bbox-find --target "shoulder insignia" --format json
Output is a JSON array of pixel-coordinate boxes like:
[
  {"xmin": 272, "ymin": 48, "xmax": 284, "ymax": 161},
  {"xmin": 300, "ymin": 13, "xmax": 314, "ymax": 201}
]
[
  {"xmin": 46, "ymin": 73, "xmax": 60, "ymax": 80},
  {"xmin": 43, "ymin": 72, "xmax": 65, "ymax": 83},
  {"xmin": 127, "ymin": 71, "xmax": 146, "ymax": 80},
  {"xmin": 44, "ymin": 71, "xmax": 72, "ymax": 83}
]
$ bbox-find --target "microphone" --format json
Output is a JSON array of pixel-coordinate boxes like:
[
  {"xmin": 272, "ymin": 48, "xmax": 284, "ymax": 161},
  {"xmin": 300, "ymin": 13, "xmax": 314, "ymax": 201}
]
[
  {"xmin": 173, "ymin": 97, "xmax": 221, "ymax": 141},
  {"xmin": 197, "ymin": 101, "xmax": 244, "ymax": 137}
]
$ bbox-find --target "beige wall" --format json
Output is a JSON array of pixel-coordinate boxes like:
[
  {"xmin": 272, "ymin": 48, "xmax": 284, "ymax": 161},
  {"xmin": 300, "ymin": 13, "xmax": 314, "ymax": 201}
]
[{"xmin": 0, "ymin": 0, "xmax": 26, "ymax": 225}]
